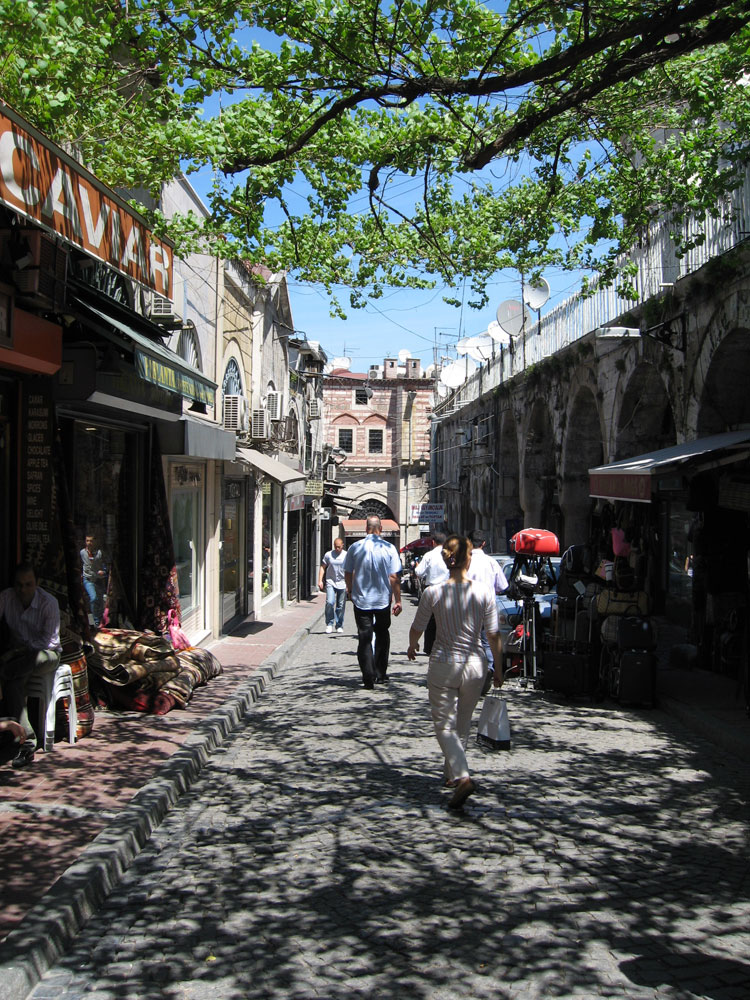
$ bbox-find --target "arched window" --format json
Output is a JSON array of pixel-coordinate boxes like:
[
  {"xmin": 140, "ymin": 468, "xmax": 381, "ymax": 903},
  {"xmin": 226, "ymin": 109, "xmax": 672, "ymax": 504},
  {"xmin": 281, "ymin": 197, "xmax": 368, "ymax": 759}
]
[
  {"xmin": 177, "ymin": 322, "xmax": 202, "ymax": 370},
  {"xmin": 222, "ymin": 358, "xmax": 243, "ymax": 396}
]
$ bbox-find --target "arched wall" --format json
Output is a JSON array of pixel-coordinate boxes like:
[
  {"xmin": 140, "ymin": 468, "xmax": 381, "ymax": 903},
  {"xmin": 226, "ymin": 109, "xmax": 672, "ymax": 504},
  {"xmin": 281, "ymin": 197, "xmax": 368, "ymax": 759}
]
[{"xmin": 560, "ymin": 384, "xmax": 604, "ymax": 546}]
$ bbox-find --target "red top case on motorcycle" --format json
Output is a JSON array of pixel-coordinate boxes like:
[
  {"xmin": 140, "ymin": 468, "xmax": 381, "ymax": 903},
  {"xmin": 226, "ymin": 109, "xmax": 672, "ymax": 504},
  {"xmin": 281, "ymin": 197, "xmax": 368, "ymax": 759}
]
[{"xmin": 510, "ymin": 528, "xmax": 560, "ymax": 556}]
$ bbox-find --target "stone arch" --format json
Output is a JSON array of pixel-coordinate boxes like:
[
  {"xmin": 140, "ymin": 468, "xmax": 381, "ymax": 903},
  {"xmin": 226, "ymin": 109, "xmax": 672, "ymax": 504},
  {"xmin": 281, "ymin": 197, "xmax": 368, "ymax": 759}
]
[
  {"xmin": 615, "ymin": 362, "xmax": 675, "ymax": 460},
  {"xmin": 561, "ymin": 386, "xmax": 603, "ymax": 547},
  {"xmin": 696, "ymin": 329, "xmax": 750, "ymax": 435},
  {"xmin": 685, "ymin": 285, "xmax": 750, "ymax": 435},
  {"xmin": 349, "ymin": 498, "xmax": 396, "ymax": 521},
  {"xmin": 521, "ymin": 399, "xmax": 558, "ymax": 530},
  {"xmin": 493, "ymin": 407, "xmax": 521, "ymax": 547}
]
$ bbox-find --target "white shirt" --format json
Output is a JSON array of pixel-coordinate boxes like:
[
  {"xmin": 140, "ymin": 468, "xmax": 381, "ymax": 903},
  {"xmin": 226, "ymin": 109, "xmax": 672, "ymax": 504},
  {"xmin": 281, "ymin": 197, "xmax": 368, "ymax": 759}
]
[
  {"xmin": 467, "ymin": 547, "xmax": 509, "ymax": 594},
  {"xmin": 415, "ymin": 545, "xmax": 450, "ymax": 587},
  {"xmin": 413, "ymin": 579, "xmax": 498, "ymax": 664},
  {"xmin": 322, "ymin": 548, "xmax": 347, "ymax": 589},
  {"xmin": 0, "ymin": 585, "xmax": 62, "ymax": 652}
]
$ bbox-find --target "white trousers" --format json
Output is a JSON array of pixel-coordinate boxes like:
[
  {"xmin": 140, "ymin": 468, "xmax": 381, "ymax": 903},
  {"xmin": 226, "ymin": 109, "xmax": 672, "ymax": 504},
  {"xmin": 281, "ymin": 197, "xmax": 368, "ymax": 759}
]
[{"xmin": 427, "ymin": 653, "xmax": 486, "ymax": 782}]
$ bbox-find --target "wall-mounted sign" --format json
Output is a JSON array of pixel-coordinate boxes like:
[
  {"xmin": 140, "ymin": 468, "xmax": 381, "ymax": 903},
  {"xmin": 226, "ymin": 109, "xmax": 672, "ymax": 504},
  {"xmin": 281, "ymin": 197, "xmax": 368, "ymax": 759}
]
[
  {"xmin": 409, "ymin": 502, "xmax": 445, "ymax": 524},
  {"xmin": 0, "ymin": 102, "xmax": 173, "ymax": 297},
  {"xmin": 305, "ymin": 478, "xmax": 324, "ymax": 497}
]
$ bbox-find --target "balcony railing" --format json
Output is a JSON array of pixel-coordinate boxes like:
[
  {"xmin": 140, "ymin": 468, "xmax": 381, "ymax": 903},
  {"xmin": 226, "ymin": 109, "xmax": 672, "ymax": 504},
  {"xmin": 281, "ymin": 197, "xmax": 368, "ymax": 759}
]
[{"xmin": 435, "ymin": 170, "xmax": 750, "ymax": 411}]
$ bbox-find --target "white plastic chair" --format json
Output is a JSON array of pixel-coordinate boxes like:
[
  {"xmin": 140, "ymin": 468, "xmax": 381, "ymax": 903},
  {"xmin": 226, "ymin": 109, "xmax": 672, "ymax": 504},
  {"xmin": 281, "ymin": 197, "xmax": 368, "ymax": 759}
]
[{"xmin": 25, "ymin": 662, "xmax": 78, "ymax": 752}]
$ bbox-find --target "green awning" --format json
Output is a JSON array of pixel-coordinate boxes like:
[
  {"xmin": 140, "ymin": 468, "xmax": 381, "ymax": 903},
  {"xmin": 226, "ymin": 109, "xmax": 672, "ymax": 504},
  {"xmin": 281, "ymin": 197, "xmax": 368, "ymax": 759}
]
[{"xmin": 73, "ymin": 298, "xmax": 216, "ymax": 406}]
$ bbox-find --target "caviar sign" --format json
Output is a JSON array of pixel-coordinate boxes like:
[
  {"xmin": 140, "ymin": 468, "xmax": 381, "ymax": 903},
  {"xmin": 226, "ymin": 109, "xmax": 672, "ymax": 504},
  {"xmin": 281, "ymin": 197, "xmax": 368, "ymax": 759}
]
[{"xmin": 0, "ymin": 102, "xmax": 173, "ymax": 297}]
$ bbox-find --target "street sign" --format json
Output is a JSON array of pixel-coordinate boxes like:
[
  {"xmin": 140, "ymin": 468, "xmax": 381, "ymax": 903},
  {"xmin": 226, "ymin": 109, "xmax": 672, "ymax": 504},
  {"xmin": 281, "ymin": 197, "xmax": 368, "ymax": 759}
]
[{"xmin": 409, "ymin": 503, "xmax": 444, "ymax": 524}]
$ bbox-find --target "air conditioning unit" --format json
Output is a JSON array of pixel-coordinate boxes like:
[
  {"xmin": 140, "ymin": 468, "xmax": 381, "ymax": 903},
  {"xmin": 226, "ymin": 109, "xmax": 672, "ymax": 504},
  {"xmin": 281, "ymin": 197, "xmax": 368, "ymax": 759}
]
[
  {"xmin": 223, "ymin": 395, "xmax": 249, "ymax": 433},
  {"xmin": 147, "ymin": 293, "xmax": 183, "ymax": 326},
  {"xmin": 308, "ymin": 399, "xmax": 322, "ymax": 419},
  {"xmin": 1, "ymin": 229, "xmax": 67, "ymax": 308},
  {"xmin": 251, "ymin": 407, "xmax": 269, "ymax": 440},
  {"xmin": 266, "ymin": 390, "xmax": 284, "ymax": 421}
]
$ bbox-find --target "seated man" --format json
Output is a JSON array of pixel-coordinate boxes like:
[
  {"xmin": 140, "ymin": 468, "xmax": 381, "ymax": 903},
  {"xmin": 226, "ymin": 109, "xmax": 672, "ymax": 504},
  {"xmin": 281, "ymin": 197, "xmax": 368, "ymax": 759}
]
[{"xmin": 0, "ymin": 563, "xmax": 62, "ymax": 768}]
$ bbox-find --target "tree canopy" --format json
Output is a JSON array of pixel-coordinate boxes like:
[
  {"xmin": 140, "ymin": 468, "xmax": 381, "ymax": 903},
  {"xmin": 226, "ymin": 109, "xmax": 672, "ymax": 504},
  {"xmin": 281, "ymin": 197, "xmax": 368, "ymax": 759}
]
[{"xmin": 1, "ymin": 0, "xmax": 749, "ymax": 312}]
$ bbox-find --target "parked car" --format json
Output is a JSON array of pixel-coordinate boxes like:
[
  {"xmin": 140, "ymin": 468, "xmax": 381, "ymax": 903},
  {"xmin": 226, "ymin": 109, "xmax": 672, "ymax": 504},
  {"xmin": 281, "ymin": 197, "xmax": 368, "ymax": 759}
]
[{"xmin": 489, "ymin": 554, "xmax": 561, "ymax": 636}]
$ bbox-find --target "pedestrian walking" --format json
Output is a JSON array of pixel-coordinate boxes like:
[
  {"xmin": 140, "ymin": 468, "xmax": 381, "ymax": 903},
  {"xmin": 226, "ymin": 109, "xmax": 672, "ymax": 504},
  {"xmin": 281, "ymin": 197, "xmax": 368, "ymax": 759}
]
[
  {"xmin": 344, "ymin": 515, "xmax": 402, "ymax": 688},
  {"xmin": 318, "ymin": 537, "xmax": 347, "ymax": 634},
  {"xmin": 407, "ymin": 535, "xmax": 503, "ymax": 809},
  {"xmin": 414, "ymin": 530, "xmax": 449, "ymax": 654}
]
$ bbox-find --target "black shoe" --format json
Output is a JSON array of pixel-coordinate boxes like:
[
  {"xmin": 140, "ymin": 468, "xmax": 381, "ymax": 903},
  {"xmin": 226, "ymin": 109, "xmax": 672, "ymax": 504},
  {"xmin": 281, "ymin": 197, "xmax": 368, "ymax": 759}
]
[
  {"xmin": 11, "ymin": 741, "xmax": 36, "ymax": 769},
  {"xmin": 374, "ymin": 675, "xmax": 389, "ymax": 685}
]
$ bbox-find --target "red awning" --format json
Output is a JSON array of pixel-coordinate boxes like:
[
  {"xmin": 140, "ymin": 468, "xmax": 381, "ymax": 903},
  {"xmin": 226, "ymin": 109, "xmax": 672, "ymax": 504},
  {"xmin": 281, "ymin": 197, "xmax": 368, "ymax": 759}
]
[
  {"xmin": 589, "ymin": 431, "xmax": 750, "ymax": 503},
  {"xmin": 341, "ymin": 518, "xmax": 400, "ymax": 538}
]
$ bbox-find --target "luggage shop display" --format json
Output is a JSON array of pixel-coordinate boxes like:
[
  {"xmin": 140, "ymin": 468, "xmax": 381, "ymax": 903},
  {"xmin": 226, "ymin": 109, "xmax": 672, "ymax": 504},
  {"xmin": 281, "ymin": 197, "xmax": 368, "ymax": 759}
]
[
  {"xmin": 510, "ymin": 528, "xmax": 560, "ymax": 556},
  {"xmin": 540, "ymin": 594, "xmax": 598, "ymax": 697}
]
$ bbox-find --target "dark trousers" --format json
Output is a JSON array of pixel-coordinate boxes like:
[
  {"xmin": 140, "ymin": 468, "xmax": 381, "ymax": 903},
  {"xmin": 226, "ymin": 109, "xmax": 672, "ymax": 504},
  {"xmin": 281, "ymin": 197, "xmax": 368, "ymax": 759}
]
[
  {"xmin": 0, "ymin": 647, "xmax": 60, "ymax": 747},
  {"xmin": 352, "ymin": 604, "xmax": 391, "ymax": 686}
]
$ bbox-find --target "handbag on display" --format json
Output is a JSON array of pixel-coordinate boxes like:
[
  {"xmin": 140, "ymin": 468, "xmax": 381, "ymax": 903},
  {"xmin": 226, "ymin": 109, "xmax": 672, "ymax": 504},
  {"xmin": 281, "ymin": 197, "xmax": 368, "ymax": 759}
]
[{"xmin": 476, "ymin": 690, "xmax": 511, "ymax": 751}]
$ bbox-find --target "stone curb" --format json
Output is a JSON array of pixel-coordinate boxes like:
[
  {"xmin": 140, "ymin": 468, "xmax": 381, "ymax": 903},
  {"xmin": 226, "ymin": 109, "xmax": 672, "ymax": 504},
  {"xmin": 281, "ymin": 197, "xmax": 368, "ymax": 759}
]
[{"xmin": 0, "ymin": 609, "xmax": 324, "ymax": 1000}]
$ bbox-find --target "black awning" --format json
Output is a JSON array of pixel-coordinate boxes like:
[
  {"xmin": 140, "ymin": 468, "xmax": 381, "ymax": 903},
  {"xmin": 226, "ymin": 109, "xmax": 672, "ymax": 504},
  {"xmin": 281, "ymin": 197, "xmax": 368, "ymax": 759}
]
[{"xmin": 589, "ymin": 431, "xmax": 750, "ymax": 503}]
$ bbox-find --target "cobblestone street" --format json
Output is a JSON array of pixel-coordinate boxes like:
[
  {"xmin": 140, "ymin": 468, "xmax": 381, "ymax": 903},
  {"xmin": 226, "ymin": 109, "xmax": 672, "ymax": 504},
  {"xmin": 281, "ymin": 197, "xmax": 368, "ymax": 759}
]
[{"xmin": 27, "ymin": 602, "xmax": 750, "ymax": 1000}]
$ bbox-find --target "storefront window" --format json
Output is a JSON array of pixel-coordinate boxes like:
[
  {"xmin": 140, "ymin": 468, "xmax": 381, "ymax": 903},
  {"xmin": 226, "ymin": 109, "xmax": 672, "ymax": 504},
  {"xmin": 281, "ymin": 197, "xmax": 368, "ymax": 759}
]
[
  {"xmin": 261, "ymin": 482, "xmax": 278, "ymax": 597},
  {"xmin": 668, "ymin": 499, "xmax": 693, "ymax": 601},
  {"xmin": 170, "ymin": 464, "xmax": 204, "ymax": 620},
  {"xmin": 61, "ymin": 419, "xmax": 142, "ymax": 627}
]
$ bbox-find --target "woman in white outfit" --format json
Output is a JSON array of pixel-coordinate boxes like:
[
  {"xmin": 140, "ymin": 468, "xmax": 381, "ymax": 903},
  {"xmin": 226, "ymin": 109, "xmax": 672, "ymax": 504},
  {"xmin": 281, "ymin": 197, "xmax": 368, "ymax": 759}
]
[{"xmin": 407, "ymin": 535, "xmax": 503, "ymax": 809}]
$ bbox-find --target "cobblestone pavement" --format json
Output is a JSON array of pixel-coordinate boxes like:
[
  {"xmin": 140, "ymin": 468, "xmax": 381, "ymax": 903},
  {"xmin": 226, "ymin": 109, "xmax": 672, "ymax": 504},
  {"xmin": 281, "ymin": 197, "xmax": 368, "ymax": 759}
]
[{"xmin": 26, "ymin": 601, "xmax": 750, "ymax": 1000}]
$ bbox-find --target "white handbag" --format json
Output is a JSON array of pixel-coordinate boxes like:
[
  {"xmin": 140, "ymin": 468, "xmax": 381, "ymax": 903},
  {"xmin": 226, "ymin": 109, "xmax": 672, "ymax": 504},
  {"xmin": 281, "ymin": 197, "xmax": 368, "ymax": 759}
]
[{"xmin": 476, "ymin": 691, "xmax": 511, "ymax": 751}]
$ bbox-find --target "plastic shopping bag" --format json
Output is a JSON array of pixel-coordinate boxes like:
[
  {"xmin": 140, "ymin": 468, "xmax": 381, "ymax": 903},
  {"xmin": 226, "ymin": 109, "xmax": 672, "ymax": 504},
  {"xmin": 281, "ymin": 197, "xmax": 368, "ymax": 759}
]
[{"xmin": 476, "ymin": 691, "xmax": 511, "ymax": 752}]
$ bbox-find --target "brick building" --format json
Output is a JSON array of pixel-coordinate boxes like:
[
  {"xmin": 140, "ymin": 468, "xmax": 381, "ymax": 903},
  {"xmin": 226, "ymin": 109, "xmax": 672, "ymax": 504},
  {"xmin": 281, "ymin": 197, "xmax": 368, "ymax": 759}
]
[{"xmin": 321, "ymin": 358, "xmax": 435, "ymax": 549}]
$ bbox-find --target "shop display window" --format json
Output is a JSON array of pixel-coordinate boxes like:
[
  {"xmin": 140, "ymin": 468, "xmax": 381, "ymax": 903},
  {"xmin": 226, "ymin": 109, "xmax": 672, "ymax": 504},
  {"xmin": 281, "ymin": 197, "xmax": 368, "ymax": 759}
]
[
  {"xmin": 261, "ymin": 482, "xmax": 279, "ymax": 597},
  {"xmin": 62, "ymin": 419, "xmax": 142, "ymax": 627},
  {"xmin": 170, "ymin": 464, "xmax": 204, "ymax": 620}
]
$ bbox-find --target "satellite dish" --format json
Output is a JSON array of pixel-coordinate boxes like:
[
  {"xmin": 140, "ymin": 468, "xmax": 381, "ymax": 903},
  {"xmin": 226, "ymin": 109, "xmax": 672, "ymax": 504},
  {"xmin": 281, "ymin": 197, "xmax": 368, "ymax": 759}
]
[
  {"xmin": 523, "ymin": 276, "xmax": 551, "ymax": 311},
  {"xmin": 487, "ymin": 320, "xmax": 511, "ymax": 346},
  {"xmin": 424, "ymin": 363, "xmax": 435, "ymax": 378},
  {"xmin": 397, "ymin": 348, "xmax": 410, "ymax": 364},
  {"xmin": 440, "ymin": 362, "xmax": 469, "ymax": 388},
  {"xmin": 331, "ymin": 356, "xmax": 351, "ymax": 370},
  {"xmin": 435, "ymin": 382, "xmax": 450, "ymax": 398},
  {"xmin": 323, "ymin": 362, "xmax": 334, "ymax": 374},
  {"xmin": 496, "ymin": 300, "xmax": 531, "ymax": 338},
  {"xmin": 456, "ymin": 334, "xmax": 493, "ymax": 359}
]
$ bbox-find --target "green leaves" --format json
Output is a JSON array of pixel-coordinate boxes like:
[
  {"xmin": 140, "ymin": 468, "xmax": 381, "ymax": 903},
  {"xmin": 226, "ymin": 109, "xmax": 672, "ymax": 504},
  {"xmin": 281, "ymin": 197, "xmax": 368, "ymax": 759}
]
[{"xmin": 1, "ymin": 0, "xmax": 748, "ymax": 308}]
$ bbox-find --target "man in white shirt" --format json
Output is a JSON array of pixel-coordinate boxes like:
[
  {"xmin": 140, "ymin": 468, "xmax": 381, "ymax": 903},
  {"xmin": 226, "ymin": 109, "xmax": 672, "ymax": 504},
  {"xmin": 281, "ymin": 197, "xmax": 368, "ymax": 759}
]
[
  {"xmin": 318, "ymin": 537, "xmax": 347, "ymax": 633},
  {"xmin": 414, "ymin": 531, "xmax": 449, "ymax": 654},
  {"xmin": 0, "ymin": 563, "xmax": 62, "ymax": 768},
  {"xmin": 467, "ymin": 530, "xmax": 509, "ymax": 689}
]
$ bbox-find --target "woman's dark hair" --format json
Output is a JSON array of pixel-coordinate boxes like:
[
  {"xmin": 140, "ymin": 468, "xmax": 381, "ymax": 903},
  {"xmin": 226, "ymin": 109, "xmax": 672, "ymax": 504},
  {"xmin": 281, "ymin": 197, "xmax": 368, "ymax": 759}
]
[{"xmin": 442, "ymin": 535, "xmax": 473, "ymax": 572}]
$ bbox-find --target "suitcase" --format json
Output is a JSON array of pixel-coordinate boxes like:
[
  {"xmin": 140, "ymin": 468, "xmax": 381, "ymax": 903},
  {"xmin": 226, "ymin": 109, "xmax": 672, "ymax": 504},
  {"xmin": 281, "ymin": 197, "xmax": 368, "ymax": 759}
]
[
  {"xmin": 610, "ymin": 650, "xmax": 656, "ymax": 705},
  {"xmin": 617, "ymin": 616, "xmax": 656, "ymax": 651},
  {"xmin": 511, "ymin": 528, "xmax": 560, "ymax": 556},
  {"xmin": 542, "ymin": 650, "xmax": 596, "ymax": 696}
]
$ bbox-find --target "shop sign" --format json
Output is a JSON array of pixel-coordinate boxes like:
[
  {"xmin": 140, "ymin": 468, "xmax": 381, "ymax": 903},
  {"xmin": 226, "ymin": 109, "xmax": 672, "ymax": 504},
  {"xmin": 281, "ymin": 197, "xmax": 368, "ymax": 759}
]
[
  {"xmin": 0, "ymin": 103, "xmax": 173, "ymax": 297},
  {"xmin": 305, "ymin": 478, "xmax": 324, "ymax": 497},
  {"xmin": 589, "ymin": 471, "xmax": 651, "ymax": 503},
  {"xmin": 171, "ymin": 463, "xmax": 203, "ymax": 488},
  {"xmin": 20, "ymin": 384, "xmax": 59, "ymax": 576},
  {"xmin": 287, "ymin": 494, "xmax": 305, "ymax": 511},
  {"xmin": 136, "ymin": 350, "xmax": 214, "ymax": 405},
  {"xmin": 409, "ymin": 502, "xmax": 444, "ymax": 524}
]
